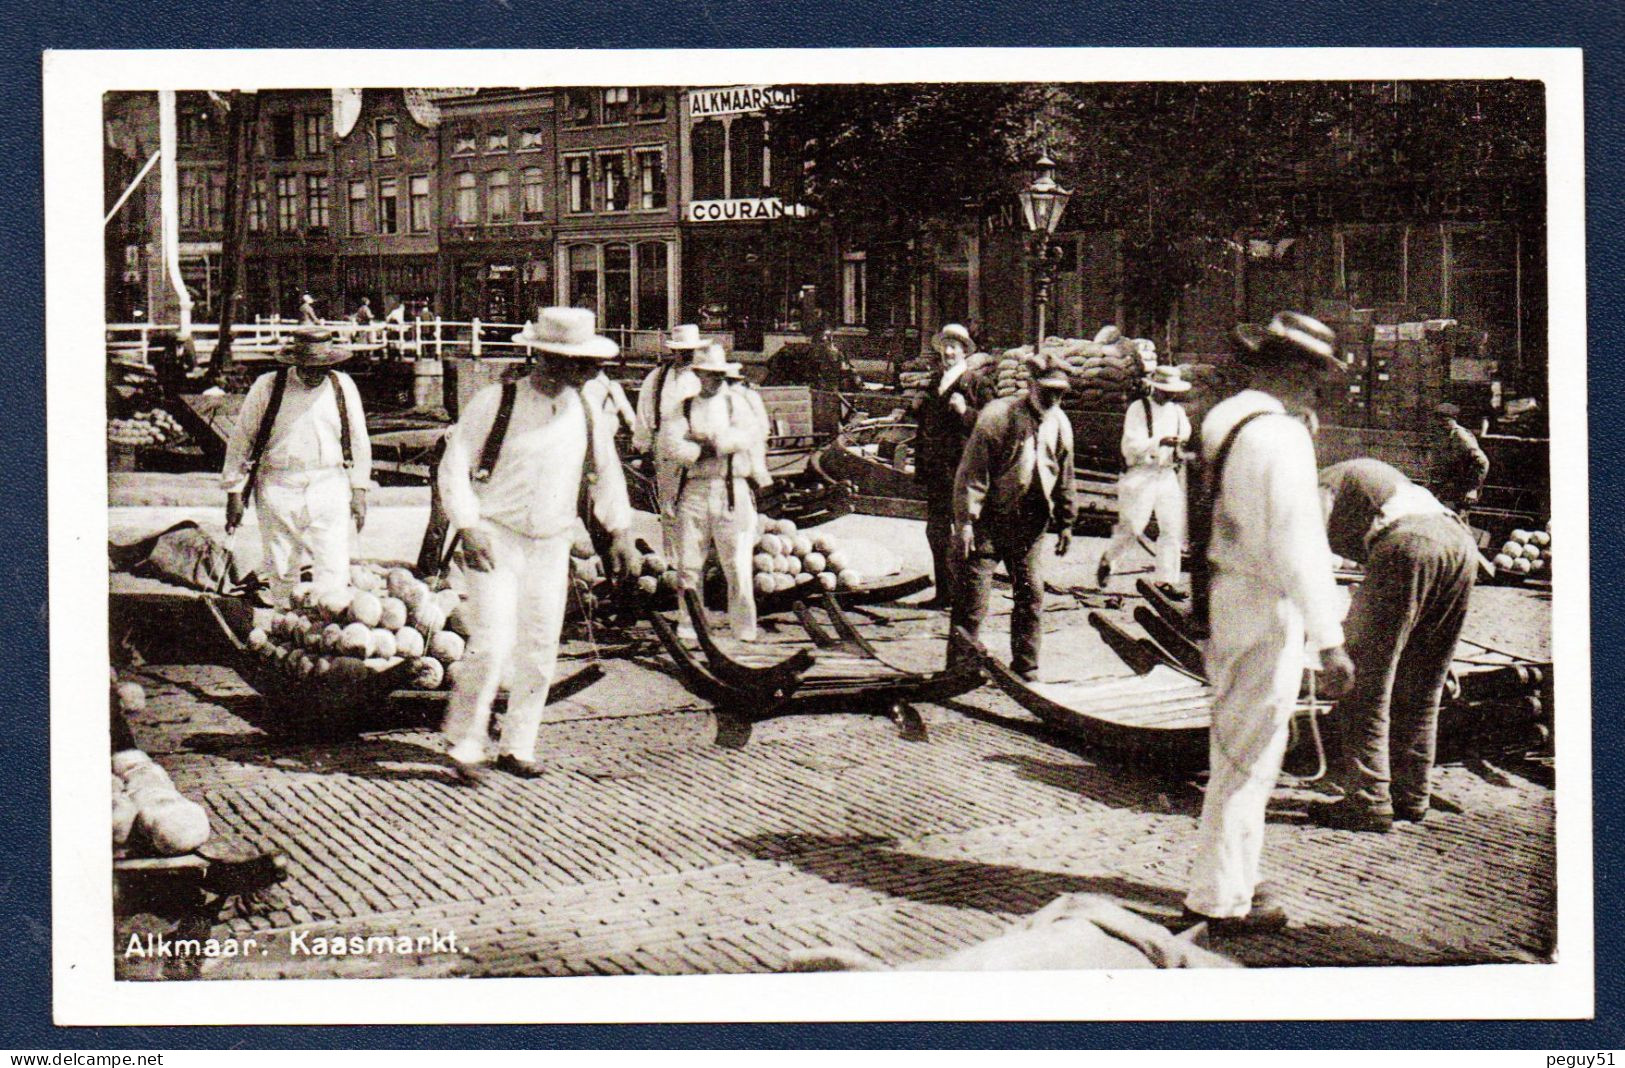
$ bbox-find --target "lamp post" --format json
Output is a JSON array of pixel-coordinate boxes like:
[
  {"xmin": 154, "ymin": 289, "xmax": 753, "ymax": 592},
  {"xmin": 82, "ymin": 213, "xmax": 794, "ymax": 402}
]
[{"xmin": 1017, "ymin": 154, "xmax": 1073, "ymax": 352}]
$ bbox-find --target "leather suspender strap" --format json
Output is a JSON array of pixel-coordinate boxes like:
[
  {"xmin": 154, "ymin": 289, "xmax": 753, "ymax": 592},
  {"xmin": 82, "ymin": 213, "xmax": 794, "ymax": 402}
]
[
  {"xmin": 1188, "ymin": 409, "xmax": 1280, "ymax": 637},
  {"xmin": 673, "ymin": 394, "xmax": 739, "ymax": 511},
  {"xmin": 474, "ymin": 381, "xmax": 518, "ymax": 482},
  {"xmin": 328, "ymin": 370, "xmax": 354, "ymax": 470},
  {"xmin": 650, "ymin": 363, "xmax": 670, "ymax": 433},
  {"xmin": 240, "ymin": 367, "xmax": 290, "ymax": 507}
]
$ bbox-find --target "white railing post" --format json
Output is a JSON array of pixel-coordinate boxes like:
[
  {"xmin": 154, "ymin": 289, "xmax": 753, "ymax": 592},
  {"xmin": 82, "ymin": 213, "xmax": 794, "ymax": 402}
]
[
  {"xmin": 434, "ymin": 315, "xmax": 444, "ymax": 358},
  {"xmin": 470, "ymin": 317, "xmax": 482, "ymax": 358}
]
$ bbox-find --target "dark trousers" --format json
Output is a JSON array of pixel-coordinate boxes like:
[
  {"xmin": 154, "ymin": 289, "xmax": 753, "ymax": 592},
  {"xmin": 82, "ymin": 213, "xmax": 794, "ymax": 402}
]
[
  {"xmin": 951, "ymin": 515, "xmax": 1048, "ymax": 676},
  {"xmin": 924, "ymin": 486, "xmax": 958, "ymax": 602},
  {"xmin": 1332, "ymin": 513, "xmax": 1477, "ymax": 817}
]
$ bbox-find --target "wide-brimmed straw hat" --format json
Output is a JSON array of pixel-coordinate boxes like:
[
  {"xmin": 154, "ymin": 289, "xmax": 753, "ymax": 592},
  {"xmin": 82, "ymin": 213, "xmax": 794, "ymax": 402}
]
[
  {"xmin": 932, "ymin": 323, "xmax": 975, "ymax": 355},
  {"xmin": 1148, "ymin": 365, "xmax": 1191, "ymax": 393},
  {"xmin": 690, "ymin": 342, "xmax": 742, "ymax": 377},
  {"xmin": 1234, "ymin": 312, "xmax": 1346, "ymax": 375},
  {"xmin": 513, "ymin": 307, "xmax": 619, "ymax": 360},
  {"xmin": 664, "ymin": 323, "xmax": 710, "ymax": 351},
  {"xmin": 1024, "ymin": 352, "xmax": 1073, "ymax": 391},
  {"xmin": 276, "ymin": 327, "xmax": 355, "ymax": 367}
]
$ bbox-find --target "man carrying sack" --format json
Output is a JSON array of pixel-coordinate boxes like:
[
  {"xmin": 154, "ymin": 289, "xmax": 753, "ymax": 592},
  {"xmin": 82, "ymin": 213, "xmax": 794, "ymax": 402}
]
[
  {"xmin": 1097, "ymin": 364, "xmax": 1194, "ymax": 599},
  {"xmin": 950, "ymin": 351, "xmax": 1076, "ymax": 683},
  {"xmin": 661, "ymin": 342, "xmax": 765, "ymax": 644},
  {"xmin": 437, "ymin": 308, "xmax": 638, "ymax": 784},
  {"xmin": 1309, "ymin": 458, "xmax": 1477, "ymax": 832},
  {"xmin": 632, "ymin": 324, "xmax": 709, "ymax": 557},
  {"xmin": 1181, "ymin": 312, "xmax": 1355, "ymax": 935},
  {"xmin": 221, "ymin": 327, "xmax": 372, "ymax": 609},
  {"xmin": 914, "ymin": 323, "xmax": 989, "ymax": 609}
]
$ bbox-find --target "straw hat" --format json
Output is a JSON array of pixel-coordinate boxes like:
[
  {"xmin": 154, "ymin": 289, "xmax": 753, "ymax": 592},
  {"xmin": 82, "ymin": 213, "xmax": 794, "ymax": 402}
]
[
  {"xmin": 1023, "ymin": 352, "xmax": 1073, "ymax": 391},
  {"xmin": 1235, "ymin": 312, "xmax": 1346, "ymax": 374},
  {"xmin": 664, "ymin": 323, "xmax": 710, "ymax": 351},
  {"xmin": 512, "ymin": 307, "xmax": 619, "ymax": 360},
  {"xmin": 690, "ymin": 342, "xmax": 742, "ymax": 377},
  {"xmin": 931, "ymin": 323, "xmax": 974, "ymax": 355},
  {"xmin": 276, "ymin": 327, "xmax": 355, "ymax": 367},
  {"xmin": 1147, "ymin": 365, "xmax": 1191, "ymax": 393}
]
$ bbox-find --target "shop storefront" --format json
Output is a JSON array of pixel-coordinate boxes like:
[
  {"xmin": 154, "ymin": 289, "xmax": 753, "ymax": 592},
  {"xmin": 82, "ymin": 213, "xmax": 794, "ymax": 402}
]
[{"xmin": 555, "ymin": 233, "xmax": 677, "ymax": 354}]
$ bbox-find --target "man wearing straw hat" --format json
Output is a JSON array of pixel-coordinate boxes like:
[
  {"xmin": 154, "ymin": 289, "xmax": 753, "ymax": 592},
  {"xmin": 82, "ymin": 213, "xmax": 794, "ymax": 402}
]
[
  {"xmin": 222, "ymin": 327, "xmax": 372, "ymax": 609},
  {"xmin": 1180, "ymin": 312, "xmax": 1355, "ymax": 934},
  {"xmin": 632, "ymin": 324, "xmax": 709, "ymax": 556},
  {"xmin": 914, "ymin": 323, "xmax": 989, "ymax": 609},
  {"xmin": 661, "ymin": 342, "xmax": 765, "ymax": 643},
  {"xmin": 437, "ymin": 307, "xmax": 638, "ymax": 783},
  {"xmin": 1096, "ymin": 364, "xmax": 1194, "ymax": 598}
]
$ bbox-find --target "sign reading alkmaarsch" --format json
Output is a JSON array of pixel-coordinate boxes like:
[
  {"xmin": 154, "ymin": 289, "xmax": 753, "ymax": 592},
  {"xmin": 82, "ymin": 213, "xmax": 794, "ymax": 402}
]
[
  {"xmin": 687, "ymin": 198, "xmax": 811, "ymax": 223},
  {"xmin": 689, "ymin": 86, "xmax": 797, "ymax": 118}
]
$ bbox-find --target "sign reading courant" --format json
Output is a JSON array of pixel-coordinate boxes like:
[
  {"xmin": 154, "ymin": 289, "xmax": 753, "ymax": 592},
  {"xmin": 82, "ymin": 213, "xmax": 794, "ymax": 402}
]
[
  {"xmin": 688, "ymin": 86, "xmax": 797, "ymax": 118},
  {"xmin": 686, "ymin": 198, "xmax": 811, "ymax": 223}
]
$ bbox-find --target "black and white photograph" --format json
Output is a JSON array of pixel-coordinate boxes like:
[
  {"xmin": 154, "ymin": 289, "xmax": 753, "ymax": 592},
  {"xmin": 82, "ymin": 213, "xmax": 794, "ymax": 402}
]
[{"xmin": 47, "ymin": 48, "xmax": 1589, "ymax": 1024}]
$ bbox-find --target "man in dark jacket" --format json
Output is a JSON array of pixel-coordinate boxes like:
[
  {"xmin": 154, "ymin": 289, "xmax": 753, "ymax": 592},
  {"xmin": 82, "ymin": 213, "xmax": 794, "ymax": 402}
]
[
  {"xmin": 950, "ymin": 353, "xmax": 1076, "ymax": 681},
  {"xmin": 914, "ymin": 323, "xmax": 988, "ymax": 608},
  {"xmin": 1431, "ymin": 402, "xmax": 1490, "ymax": 520},
  {"xmin": 1309, "ymin": 458, "xmax": 1478, "ymax": 832}
]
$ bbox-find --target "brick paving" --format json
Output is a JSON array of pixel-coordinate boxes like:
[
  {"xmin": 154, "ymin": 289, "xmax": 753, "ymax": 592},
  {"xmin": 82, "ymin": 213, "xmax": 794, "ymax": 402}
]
[{"xmin": 114, "ymin": 587, "xmax": 1556, "ymax": 980}]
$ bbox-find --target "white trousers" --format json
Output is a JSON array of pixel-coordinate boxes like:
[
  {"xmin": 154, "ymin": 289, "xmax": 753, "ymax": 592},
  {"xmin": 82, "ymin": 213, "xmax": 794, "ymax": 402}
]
[
  {"xmin": 653, "ymin": 455, "xmax": 683, "ymax": 560},
  {"xmin": 442, "ymin": 521, "xmax": 572, "ymax": 764},
  {"xmin": 1105, "ymin": 466, "xmax": 1185, "ymax": 585},
  {"xmin": 1185, "ymin": 571, "xmax": 1305, "ymax": 918},
  {"xmin": 256, "ymin": 468, "xmax": 353, "ymax": 608},
  {"xmin": 676, "ymin": 475, "xmax": 757, "ymax": 641}
]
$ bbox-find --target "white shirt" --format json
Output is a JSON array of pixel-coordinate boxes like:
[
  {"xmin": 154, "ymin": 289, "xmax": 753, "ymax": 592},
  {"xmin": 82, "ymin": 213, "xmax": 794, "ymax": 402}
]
[
  {"xmin": 583, "ymin": 372, "xmax": 639, "ymax": 437},
  {"xmin": 1120, "ymin": 396, "xmax": 1191, "ymax": 469},
  {"xmin": 632, "ymin": 361, "xmax": 700, "ymax": 454},
  {"xmin": 659, "ymin": 385, "xmax": 761, "ymax": 481},
  {"xmin": 221, "ymin": 369, "xmax": 372, "ymax": 493},
  {"xmin": 1202, "ymin": 390, "xmax": 1343, "ymax": 656},
  {"xmin": 439, "ymin": 379, "xmax": 632, "ymax": 541}
]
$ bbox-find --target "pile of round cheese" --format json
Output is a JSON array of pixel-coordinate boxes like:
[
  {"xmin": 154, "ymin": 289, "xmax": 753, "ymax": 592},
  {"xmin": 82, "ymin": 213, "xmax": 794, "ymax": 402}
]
[
  {"xmin": 112, "ymin": 748, "xmax": 210, "ymax": 856},
  {"xmin": 245, "ymin": 564, "xmax": 469, "ymax": 691},
  {"xmin": 108, "ymin": 408, "xmax": 186, "ymax": 448},
  {"xmin": 1493, "ymin": 527, "xmax": 1551, "ymax": 579},
  {"xmin": 753, "ymin": 517, "xmax": 862, "ymax": 595}
]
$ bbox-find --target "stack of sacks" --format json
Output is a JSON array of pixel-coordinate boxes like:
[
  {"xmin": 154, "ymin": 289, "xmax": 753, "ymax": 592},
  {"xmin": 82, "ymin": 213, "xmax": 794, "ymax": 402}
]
[
  {"xmin": 1493, "ymin": 526, "xmax": 1552, "ymax": 579},
  {"xmin": 245, "ymin": 564, "xmax": 470, "ymax": 692},
  {"xmin": 753, "ymin": 518, "xmax": 863, "ymax": 596},
  {"xmin": 988, "ymin": 327, "xmax": 1146, "ymax": 410},
  {"xmin": 112, "ymin": 749, "xmax": 210, "ymax": 856}
]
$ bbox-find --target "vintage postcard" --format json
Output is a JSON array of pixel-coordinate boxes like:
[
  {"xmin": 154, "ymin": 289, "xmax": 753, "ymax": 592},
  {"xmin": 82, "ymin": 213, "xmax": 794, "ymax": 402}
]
[{"xmin": 46, "ymin": 47, "xmax": 1589, "ymax": 1024}]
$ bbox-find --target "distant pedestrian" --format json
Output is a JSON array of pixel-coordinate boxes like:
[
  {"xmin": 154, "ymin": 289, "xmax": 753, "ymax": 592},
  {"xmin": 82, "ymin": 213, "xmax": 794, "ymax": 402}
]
[
  {"xmin": 913, "ymin": 323, "xmax": 988, "ymax": 609},
  {"xmin": 1431, "ymin": 402, "xmax": 1490, "ymax": 522},
  {"xmin": 299, "ymin": 293, "xmax": 319, "ymax": 325},
  {"xmin": 354, "ymin": 297, "xmax": 373, "ymax": 325},
  {"xmin": 1309, "ymin": 459, "xmax": 1477, "ymax": 833},
  {"xmin": 950, "ymin": 352, "xmax": 1076, "ymax": 682},
  {"xmin": 1181, "ymin": 312, "xmax": 1354, "ymax": 935},
  {"xmin": 1098, "ymin": 365, "xmax": 1193, "ymax": 598}
]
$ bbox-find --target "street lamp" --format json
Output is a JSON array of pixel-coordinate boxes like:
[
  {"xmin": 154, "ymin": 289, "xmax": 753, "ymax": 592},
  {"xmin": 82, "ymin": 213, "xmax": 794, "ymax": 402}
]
[{"xmin": 1018, "ymin": 154, "xmax": 1072, "ymax": 351}]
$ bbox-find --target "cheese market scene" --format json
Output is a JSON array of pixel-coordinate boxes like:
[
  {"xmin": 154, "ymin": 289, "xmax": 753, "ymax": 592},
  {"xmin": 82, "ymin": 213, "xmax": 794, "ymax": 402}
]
[{"xmin": 103, "ymin": 81, "xmax": 1555, "ymax": 979}]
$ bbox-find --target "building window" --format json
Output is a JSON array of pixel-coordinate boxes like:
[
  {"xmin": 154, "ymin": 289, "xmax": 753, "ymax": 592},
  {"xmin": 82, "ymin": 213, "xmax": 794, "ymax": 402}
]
[
  {"xmin": 275, "ymin": 175, "xmax": 299, "ymax": 232},
  {"xmin": 731, "ymin": 115, "xmax": 766, "ymax": 194},
  {"xmin": 486, "ymin": 170, "xmax": 512, "ymax": 224},
  {"xmin": 565, "ymin": 155, "xmax": 592, "ymax": 214},
  {"xmin": 247, "ymin": 177, "xmax": 267, "ymax": 233},
  {"xmin": 568, "ymin": 244, "xmax": 598, "ymax": 310},
  {"xmin": 375, "ymin": 118, "xmax": 397, "ymax": 159},
  {"xmin": 635, "ymin": 149, "xmax": 667, "ymax": 211},
  {"xmin": 179, "ymin": 169, "xmax": 208, "ymax": 230},
  {"xmin": 518, "ymin": 127, "xmax": 544, "ymax": 151},
  {"xmin": 638, "ymin": 241, "xmax": 669, "ymax": 330},
  {"xmin": 633, "ymin": 88, "xmax": 667, "ymax": 121},
  {"xmin": 303, "ymin": 111, "xmax": 329, "ymax": 157},
  {"xmin": 271, "ymin": 114, "xmax": 297, "ymax": 159},
  {"xmin": 347, "ymin": 179, "xmax": 368, "ymax": 233},
  {"xmin": 692, "ymin": 119, "xmax": 725, "ymax": 201},
  {"xmin": 179, "ymin": 110, "xmax": 209, "ymax": 146},
  {"xmin": 598, "ymin": 152, "xmax": 628, "ymax": 213},
  {"xmin": 378, "ymin": 177, "xmax": 399, "ymax": 234},
  {"xmin": 842, "ymin": 251, "xmax": 867, "ymax": 326},
  {"xmin": 409, "ymin": 175, "xmax": 431, "ymax": 233},
  {"xmin": 455, "ymin": 171, "xmax": 477, "ymax": 225},
  {"xmin": 563, "ymin": 90, "xmax": 594, "ymax": 127},
  {"xmin": 603, "ymin": 243, "xmax": 632, "ymax": 329},
  {"xmin": 451, "ymin": 130, "xmax": 477, "ymax": 156},
  {"xmin": 305, "ymin": 174, "xmax": 330, "ymax": 230},
  {"xmin": 486, "ymin": 129, "xmax": 509, "ymax": 153},
  {"xmin": 601, "ymin": 88, "xmax": 630, "ymax": 125},
  {"xmin": 209, "ymin": 170, "xmax": 226, "ymax": 231},
  {"xmin": 521, "ymin": 166, "xmax": 545, "ymax": 221},
  {"xmin": 1340, "ymin": 226, "xmax": 1407, "ymax": 307}
]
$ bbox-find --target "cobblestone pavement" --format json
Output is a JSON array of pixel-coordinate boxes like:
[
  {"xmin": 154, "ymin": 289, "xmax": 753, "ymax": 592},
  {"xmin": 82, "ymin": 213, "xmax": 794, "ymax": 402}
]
[{"xmin": 114, "ymin": 582, "xmax": 1556, "ymax": 981}]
